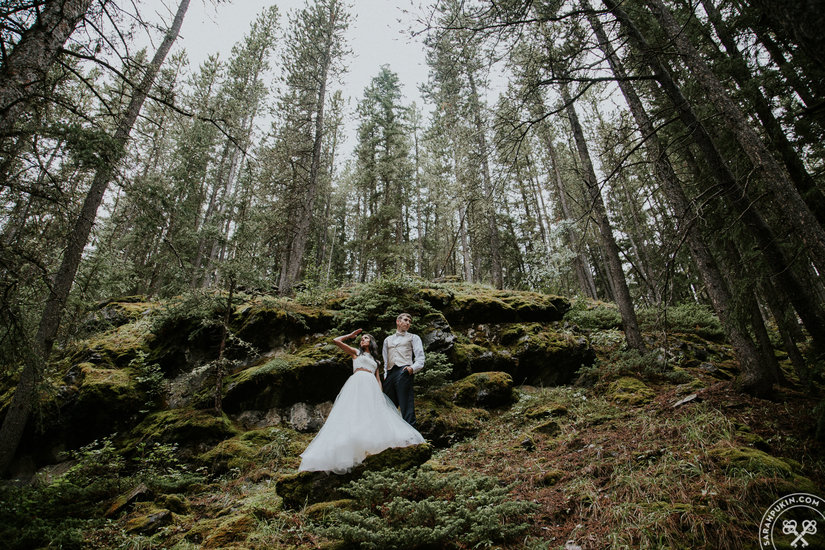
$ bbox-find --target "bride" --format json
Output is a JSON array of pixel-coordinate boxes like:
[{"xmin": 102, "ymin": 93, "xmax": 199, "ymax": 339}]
[{"xmin": 299, "ymin": 328, "xmax": 425, "ymax": 474}]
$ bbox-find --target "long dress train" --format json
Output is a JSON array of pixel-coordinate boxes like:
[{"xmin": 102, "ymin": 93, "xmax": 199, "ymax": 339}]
[{"xmin": 298, "ymin": 353, "xmax": 425, "ymax": 474}]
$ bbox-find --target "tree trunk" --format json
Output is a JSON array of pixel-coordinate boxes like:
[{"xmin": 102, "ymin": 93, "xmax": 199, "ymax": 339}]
[
  {"xmin": 464, "ymin": 67, "xmax": 503, "ymax": 289},
  {"xmin": 699, "ymin": 0, "xmax": 825, "ymax": 226},
  {"xmin": 647, "ymin": 0, "xmax": 825, "ymax": 274},
  {"xmin": 603, "ymin": 0, "xmax": 825, "ymax": 355},
  {"xmin": 0, "ymin": 0, "xmax": 93, "ymax": 137},
  {"xmin": 279, "ymin": 4, "xmax": 341, "ymax": 295},
  {"xmin": 587, "ymin": 1, "xmax": 773, "ymax": 394},
  {"xmin": 0, "ymin": 0, "xmax": 190, "ymax": 475},
  {"xmin": 538, "ymin": 113, "xmax": 597, "ymax": 299},
  {"xmin": 214, "ymin": 278, "xmax": 235, "ymax": 413},
  {"xmin": 560, "ymin": 81, "xmax": 645, "ymax": 351}
]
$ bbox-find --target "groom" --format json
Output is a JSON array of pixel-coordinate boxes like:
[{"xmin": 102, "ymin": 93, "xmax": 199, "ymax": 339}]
[{"xmin": 382, "ymin": 312, "xmax": 425, "ymax": 427}]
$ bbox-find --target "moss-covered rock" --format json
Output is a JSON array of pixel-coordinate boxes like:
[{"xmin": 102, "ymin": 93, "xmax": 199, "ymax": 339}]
[
  {"xmin": 127, "ymin": 408, "xmax": 238, "ymax": 459},
  {"xmin": 606, "ymin": 377, "xmax": 656, "ymax": 406},
  {"xmin": 539, "ymin": 469, "xmax": 564, "ymax": 486},
  {"xmin": 708, "ymin": 445, "xmax": 796, "ymax": 477},
  {"xmin": 199, "ymin": 513, "xmax": 256, "ymax": 549},
  {"xmin": 125, "ymin": 503, "xmax": 174, "ymax": 535},
  {"xmin": 196, "ymin": 436, "xmax": 259, "ymax": 475},
  {"xmin": 233, "ymin": 299, "xmax": 334, "ymax": 351},
  {"xmin": 416, "ymin": 397, "xmax": 490, "ymax": 447},
  {"xmin": 71, "ymin": 320, "xmax": 151, "ymax": 369},
  {"xmin": 20, "ymin": 362, "xmax": 145, "ymax": 463},
  {"xmin": 524, "ymin": 403, "xmax": 568, "ymax": 420},
  {"xmin": 441, "ymin": 287, "xmax": 569, "ymax": 325},
  {"xmin": 238, "ymin": 488, "xmax": 283, "ymax": 520},
  {"xmin": 222, "ymin": 353, "xmax": 350, "ymax": 412},
  {"xmin": 450, "ymin": 324, "xmax": 594, "ymax": 385},
  {"xmin": 277, "ymin": 443, "xmax": 433, "ymax": 508},
  {"xmin": 532, "ymin": 420, "xmax": 561, "ymax": 436},
  {"xmin": 303, "ymin": 499, "xmax": 356, "ymax": 520},
  {"xmin": 444, "ymin": 371, "xmax": 517, "ymax": 409}
]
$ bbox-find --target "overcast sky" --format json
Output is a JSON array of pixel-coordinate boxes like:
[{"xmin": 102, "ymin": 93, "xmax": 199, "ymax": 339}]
[{"xmin": 143, "ymin": 0, "xmax": 434, "ymax": 156}]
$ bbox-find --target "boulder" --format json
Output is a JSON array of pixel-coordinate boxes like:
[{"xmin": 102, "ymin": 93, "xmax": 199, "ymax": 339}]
[
  {"xmin": 126, "ymin": 408, "xmax": 238, "ymax": 460},
  {"xmin": 441, "ymin": 289, "xmax": 569, "ymax": 325},
  {"xmin": 444, "ymin": 371, "xmax": 517, "ymax": 409},
  {"xmin": 606, "ymin": 377, "xmax": 656, "ymax": 406},
  {"xmin": 416, "ymin": 397, "xmax": 490, "ymax": 447},
  {"xmin": 277, "ymin": 443, "xmax": 433, "ymax": 508},
  {"xmin": 222, "ymin": 354, "xmax": 350, "ymax": 413},
  {"xmin": 450, "ymin": 324, "xmax": 595, "ymax": 385}
]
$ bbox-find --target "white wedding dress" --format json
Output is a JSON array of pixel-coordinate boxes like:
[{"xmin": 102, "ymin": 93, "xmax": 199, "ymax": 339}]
[{"xmin": 299, "ymin": 353, "xmax": 425, "ymax": 474}]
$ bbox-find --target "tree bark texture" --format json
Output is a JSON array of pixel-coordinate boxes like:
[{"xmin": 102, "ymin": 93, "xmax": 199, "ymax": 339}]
[
  {"xmin": 586, "ymin": 1, "xmax": 773, "ymax": 395},
  {"xmin": 646, "ymin": 0, "xmax": 825, "ymax": 275},
  {"xmin": 0, "ymin": 0, "xmax": 94, "ymax": 136},
  {"xmin": 0, "ymin": 0, "xmax": 190, "ymax": 475},
  {"xmin": 602, "ymin": 0, "xmax": 825, "ymax": 359}
]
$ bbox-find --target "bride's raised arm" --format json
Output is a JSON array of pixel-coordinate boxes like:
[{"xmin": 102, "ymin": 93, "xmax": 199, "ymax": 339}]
[{"xmin": 332, "ymin": 328, "xmax": 362, "ymax": 358}]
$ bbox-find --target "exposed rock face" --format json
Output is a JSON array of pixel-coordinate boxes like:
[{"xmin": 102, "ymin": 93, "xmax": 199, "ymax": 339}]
[
  {"xmin": 221, "ymin": 355, "xmax": 350, "ymax": 413},
  {"xmin": 6, "ymin": 284, "xmax": 593, "ymax": 473},
  {"xmin": 450, "ymin": 323, "xmax": 595, "ymax": 384},
  {"xmin": 444, "ymin": 371, "xmax": 518, "ymax": 409}
]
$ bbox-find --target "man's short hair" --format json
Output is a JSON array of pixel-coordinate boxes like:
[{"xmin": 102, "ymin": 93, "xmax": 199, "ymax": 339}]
[{"xmin": 397, "ymin": 312, "xmax": 412, "ymax": 321}]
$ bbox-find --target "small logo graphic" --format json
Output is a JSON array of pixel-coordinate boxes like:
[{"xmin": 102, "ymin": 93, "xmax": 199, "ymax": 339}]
[{"xmin": 760, "ymin": 493, "xmax": 825, "ymax": 549}]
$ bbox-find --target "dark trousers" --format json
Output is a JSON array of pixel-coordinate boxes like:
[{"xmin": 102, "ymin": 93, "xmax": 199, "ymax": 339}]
[{"xmin": 384, "ymin": 366, "xmax": 416, "ymax": 427}]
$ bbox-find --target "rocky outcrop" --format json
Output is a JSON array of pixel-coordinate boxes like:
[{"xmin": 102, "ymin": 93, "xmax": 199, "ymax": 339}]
[{"xmin": 6, "ymin": 283, "xmax": 595, "ymax": 474}]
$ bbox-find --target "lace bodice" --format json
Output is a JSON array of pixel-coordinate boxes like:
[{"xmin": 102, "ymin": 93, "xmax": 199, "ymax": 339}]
[{"xmin": 353, "ymin": 353, "xmax": 378, "ymax": 374}]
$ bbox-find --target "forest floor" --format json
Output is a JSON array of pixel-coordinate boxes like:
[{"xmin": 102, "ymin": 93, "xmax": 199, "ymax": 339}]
[
  {"xmin": 82, "ymin": 369, "xmax": 825, "ymax": 549},
  {"xmin": 2, "ymin": 286, "xmax": 825, "ymax": 549}
]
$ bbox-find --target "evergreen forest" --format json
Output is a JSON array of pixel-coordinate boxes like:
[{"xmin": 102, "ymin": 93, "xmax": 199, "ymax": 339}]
[{"xmin": 1, "ymin": 0, "xmax": 824, "ymax": 548}]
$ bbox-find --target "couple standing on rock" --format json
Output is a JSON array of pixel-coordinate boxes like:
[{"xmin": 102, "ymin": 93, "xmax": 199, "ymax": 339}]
[{"xmin": 298, "ymin": 313, "xmax": 426, "ymax": 474}]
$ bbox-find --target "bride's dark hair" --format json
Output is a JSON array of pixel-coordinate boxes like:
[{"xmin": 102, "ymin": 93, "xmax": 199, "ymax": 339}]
[{"xmin": 357, "ymin": 333, "xmax": 382, "ymax": 372}]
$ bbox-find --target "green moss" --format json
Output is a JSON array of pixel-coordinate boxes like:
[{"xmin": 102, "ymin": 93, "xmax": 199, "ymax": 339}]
[
  {"xmin": 197, "ymin": 437, "xmax": 259, "ymax": 474},
  {"xmin": 445, "ymin": 371, "xmax": 517, "ymax": 408},
  {"xmin": 606, "ymin": 377, "xmax": 656, "ymax": 406},
  {"xmin": 200, "ymin": 512, "xmax": 256, "ymax": 549},
  {"xmin": 238, "ymin": 488, "xmax": 283, "ymax": 520},
  {"xmin": 417, "ymin": 397, "xmax": 490, "ymax": 447},
  {"xmin": 78, "ymin": 321, "xmax": 151, "ymax": 368},
  {"xmin": 532, "ymin": 420, "xmax": 561, "ymax": 436},
  {"xmin": 125, "ymin": 503, "xmax": 174, "ymax": 535},
  {"xmin": 539, "ymin": 469, "xmax": 564, "ymax": 486},
  {"xmin": 128, "ymin": 409, "xmax": 238, "ymax": 453},
  {"xmin": 156, "ymin": 494, "xmax": 189, "ymax": 514},
  {"xmin": 443, "ymin": 286, "xmax": 569, "ymax": 325},
  {"xmin": 304, "ymin": 499, "xmax": 356, "ymax": 520},
  {"xmin": 222, "ymin": 352, "xmax": 349, "ymax": 412},
  {"xmin": 708, "ymin": 445, "xmax": 797, "ymax": 477}
]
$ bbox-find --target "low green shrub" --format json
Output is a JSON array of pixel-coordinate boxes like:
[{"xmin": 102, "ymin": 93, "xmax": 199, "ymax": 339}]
[
  {"xmin": 334, "ymin": 275, "xmax": 443, "ymax": 337},
  {"xmin": 564, "ymin": 300, "xmax": 622, "ymax": 330},
  {"xmin": 638, "ymin": 303, "xmax": 724, "ymax": 340},
  {"xmin": 415, "ymin": 351, "xmax": 452, "ymax": 390},
  {"xmin": 578, "ymin": 348, "xmax": 693, "ymax": 387},
  {"xmin": 314, "ymin": 469, "xmax": 536, "ymax": 549}
]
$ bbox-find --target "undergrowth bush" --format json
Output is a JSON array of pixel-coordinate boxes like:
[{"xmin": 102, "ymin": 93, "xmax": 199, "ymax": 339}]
[
  {"xmin": 638, "ymin": 302, "xmax": 724, "ymax": 339},
  {"xmin": 315, "ymin": 469, "xmax": 536, "ymax": 549},
  {"xmin": 334, "ymin": 275, "xmax": 443, "ymax": 337},
  {"xmin": 578, "ymin": 348, "xmax": 694, "ymax": 387},
  {"xmin": 415, "ymin": 351, "xmax": 452, "ymax": 390},
  {"xmin": 0, "ymin": 437, "xmax": 205, "ymax": 549},
  {"xmin": 564, "ymin": 299, "xmax": 622, "ymax": 330}
]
